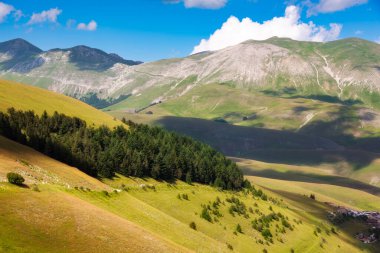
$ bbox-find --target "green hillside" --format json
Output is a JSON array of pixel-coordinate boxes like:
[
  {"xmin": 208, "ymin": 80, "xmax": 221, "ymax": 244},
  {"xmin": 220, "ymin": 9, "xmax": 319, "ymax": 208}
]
[
  {"xmin": 0, "ymin": 79, "xmax": 121, "ymax": 128},
  {"xmin": 107, "ymin": 82, "xmax": 380, "ymax": 188},
  {"xmin": 0, "ymin": 79, "xmax": 378, "ymax": 252}
]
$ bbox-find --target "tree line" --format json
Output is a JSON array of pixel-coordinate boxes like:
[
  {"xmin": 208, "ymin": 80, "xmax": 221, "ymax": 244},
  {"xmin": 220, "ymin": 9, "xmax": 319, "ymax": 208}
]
[{"xmin": 0, "ymin": 108, "xmax": 244, "ymax": 189}]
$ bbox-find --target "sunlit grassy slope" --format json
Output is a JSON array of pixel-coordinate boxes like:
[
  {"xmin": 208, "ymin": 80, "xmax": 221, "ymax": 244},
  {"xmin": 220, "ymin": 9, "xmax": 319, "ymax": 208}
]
[
  {"xmin": 0, "ymin": 79, "xmax": 121, "ymax": 128},
  {"xmin": 1, "ymin": 78, "xmax": 379, "ymax": 252},
  {"xmin": 0, "ymin": 136, "xmax": 187, "ymax": 253},
  {"xmin": 0, "ymin": 136, "xmax": 109, "ymax": 191},
  {"xmin": 0, "ymin": 184, "xmax": 185, "ymax": 253},
  {"xmin": 0, "ymin": 136, "xmax": 379, "ymax": 252}
]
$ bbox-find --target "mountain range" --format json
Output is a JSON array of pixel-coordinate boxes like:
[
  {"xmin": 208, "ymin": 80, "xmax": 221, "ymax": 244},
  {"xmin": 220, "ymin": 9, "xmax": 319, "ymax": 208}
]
[{"xmin": 1, "ymin": 37, "xmax": 379, "ymax": 110}]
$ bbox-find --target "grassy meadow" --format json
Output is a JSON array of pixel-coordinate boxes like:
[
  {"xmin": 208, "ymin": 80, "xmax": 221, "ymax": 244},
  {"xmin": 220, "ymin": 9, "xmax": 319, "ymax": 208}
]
[
  {"xmin": 0, "ymin": 132, "xmax": 379, "ymax": 252},
  {"xmin": 0, "ymin": 79, "xmax": 122, "ymax": 128}
]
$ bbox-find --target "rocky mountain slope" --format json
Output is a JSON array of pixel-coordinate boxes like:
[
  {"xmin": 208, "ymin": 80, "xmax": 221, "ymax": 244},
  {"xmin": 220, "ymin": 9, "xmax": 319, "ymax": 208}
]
[
  {"xmin": 1, "ymin": 37, "xmax": 379, "ymax": 110},
  {"xmin": 0, "ymin": 38, "xmax": 142, "ymax": 98}
]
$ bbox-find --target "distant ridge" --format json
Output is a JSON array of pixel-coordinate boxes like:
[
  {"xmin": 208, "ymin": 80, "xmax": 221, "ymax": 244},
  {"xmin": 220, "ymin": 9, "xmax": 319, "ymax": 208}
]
[
  {"xmin": 0, "ymin": 37, "xmax": 379, "ymax": 108},
  {"xmin": 0, "ymin": 38, "xmax": 142, "ymax": 73}
]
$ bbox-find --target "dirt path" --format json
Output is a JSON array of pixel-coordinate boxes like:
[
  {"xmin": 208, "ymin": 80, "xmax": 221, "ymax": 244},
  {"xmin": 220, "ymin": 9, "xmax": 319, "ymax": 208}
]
[{"xmin": 297, "ymin": 112, "xmax": 316, "ymax": 131}]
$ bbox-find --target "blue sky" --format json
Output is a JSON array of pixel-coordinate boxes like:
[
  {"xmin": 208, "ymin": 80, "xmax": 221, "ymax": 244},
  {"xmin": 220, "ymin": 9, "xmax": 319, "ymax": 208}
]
[{"xmin": 0, "ymin": 0, "xmax": 379, "ymax": 61}]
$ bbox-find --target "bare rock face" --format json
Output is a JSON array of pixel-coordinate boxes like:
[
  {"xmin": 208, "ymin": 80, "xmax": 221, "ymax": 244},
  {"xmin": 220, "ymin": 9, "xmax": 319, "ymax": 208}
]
[{"xmin": 0, "ymin": 37, "xmax": 379, "ymax": 105}]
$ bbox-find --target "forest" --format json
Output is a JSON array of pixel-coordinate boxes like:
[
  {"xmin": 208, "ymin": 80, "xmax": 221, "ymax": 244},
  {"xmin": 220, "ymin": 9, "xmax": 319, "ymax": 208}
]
[{"xmin": 0, "ymin": 108, "xmax": 244, "ymax": 189}]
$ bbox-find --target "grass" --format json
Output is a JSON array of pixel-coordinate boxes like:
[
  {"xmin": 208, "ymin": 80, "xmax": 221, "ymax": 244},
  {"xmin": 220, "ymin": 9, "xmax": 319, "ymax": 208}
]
[
  {"xmin": 0, "ymin": 136, "xmax": 378, "ymax": 252},
  {"xmin": 108, "ymin": 82, "xmax": 378, "ymax": 143},
  {"xmin": 79, "ymin": 175, "xmax": 378, "ymax": 253},
  {"xmin": 0, "ymin": 184, "xmax": 184, "ymax": 253},
  {"xmin": 0, "ymin": 79, "xmax": 122, "ymax": 128},
  {"xmin": 236, "ymin": 157, "xmax": 380, "ymax": 211},
  {"xmin": 0, "ymin": 136, "xmax": 109, "ymax": 191},
  {"xmin": 0, "ymin": 74, "xmax": 379, "ymax": 252}
]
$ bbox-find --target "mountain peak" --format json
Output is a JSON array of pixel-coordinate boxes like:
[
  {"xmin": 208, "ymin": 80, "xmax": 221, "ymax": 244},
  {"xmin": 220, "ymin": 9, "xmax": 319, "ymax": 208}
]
[
  {"xmin": 0, "ymin": 38, "xmax": 43, "ymax": 57},
  {"xmin": 68, "ymin": 45, "xmax": 142, "ymax": 70}
]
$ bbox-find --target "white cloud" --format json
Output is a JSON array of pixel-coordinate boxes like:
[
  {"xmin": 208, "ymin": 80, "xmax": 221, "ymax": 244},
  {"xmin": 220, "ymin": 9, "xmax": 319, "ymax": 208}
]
[
  {"xmin": 184, "ymin": 0, "xmax": 227, "ymax": 9},
  {"xmin": 0, "ymin": 2, "xmax": 14, "ymax": 23},
  {"xmin": 354, "ymin": 30, "xmax": 363, "ymax": 35},
  {"xmin": 165, "ymin": 0, "xmax": 227, "ymax": 9},
  {"xmin": 307, "ymin": 0, "xmax": 368, "ymax": 16},
  {"xmin": 27, "ymin": 8, "xmax": 62, "ymax": 25},
  {"xmin": 192, "ymin": 5, "xmax": 342, "ymax": 54},
  {"xmin": 376, "ymin": 37, "xmax": 380, "ymax": 44},
  {"xmin": 77, "ymin": 20, "xmax": 97, "ymax": 31}
]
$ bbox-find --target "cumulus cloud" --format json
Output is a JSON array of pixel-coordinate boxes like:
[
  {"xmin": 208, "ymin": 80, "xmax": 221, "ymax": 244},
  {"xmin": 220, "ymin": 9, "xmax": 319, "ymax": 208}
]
[
  {"xmin": 0, "ymin": 2, "xmax": 14, "ymax": 23},
  {"xmin": 27, "ymin": 8, "xmax": 62, "ymax": 25},
  {"xmin": 192, "ymin": 5, "xmax": 342, "ymax": 54},
  {"xmin": 307, "ymin": 0, "xmax": 368, "ymax": 16},
  {"xmin": 165, "ymin": 0, "xmax": 227, "ymax": 9},
  {"xmin": 77, "ymin": 20, "xmax": 97, "ymax": 31}
]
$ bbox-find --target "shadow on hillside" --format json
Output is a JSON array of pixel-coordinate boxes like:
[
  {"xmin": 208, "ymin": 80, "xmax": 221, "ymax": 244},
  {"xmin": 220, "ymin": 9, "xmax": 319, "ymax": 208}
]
[
  {"xmin": 260, "ymin": 88, "xmax": 363, "ymax": 106},
  {"xmin": 243, "ymin": 168, "xmax": 380, "ymax": 196},
  {"xmin": 155, "ymin": 116, "xmax": 380, "ymax": 171},
  {"xmin": 299, "ymin": 105, "xmax": 380, "ymax": 154}
]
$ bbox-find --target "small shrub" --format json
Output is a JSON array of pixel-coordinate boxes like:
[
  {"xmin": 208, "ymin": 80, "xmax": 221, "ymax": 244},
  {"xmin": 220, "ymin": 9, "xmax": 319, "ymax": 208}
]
[
  {"xmin": 200, "ymin": 207, "xmax": 212, "ymax": 222},
  {"xmin": 101, "ymin": 190, "xmax": 110, "ymax": 197},
  {"xmin": 309, "ymin": 194, "xmax": 316, "ymax": 200},
  {"xmin": 262, "ymin": 229, "xmax": 272, "ymax": 239},
  {"xmin": 281, "ymin": 218, "xmax": 291, "ymax": 228},
  {"xmin": 243, "ymin": 179, "xmax": 252, "ymax": 189},
  {"xmin": 189, "ymin": 221, "xmax": 197, "ymax": 230},
  {"xmin": 182, "ymin": 193, "xmax": 189, "ymax": 200},
  {"xmin": 226, "ymin": 243, "xmax": 233, "ymax": 250},
  {"xmin": 7, "ymin": 172, "xmax": 25, "ymax": 185},
  {"xmin": 236, "ymin": 224, "xmax": 243, "ymax": 233},
  {"xmin": 290, "ymin": 249, "xmax": 295, "ymax": 253}
]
